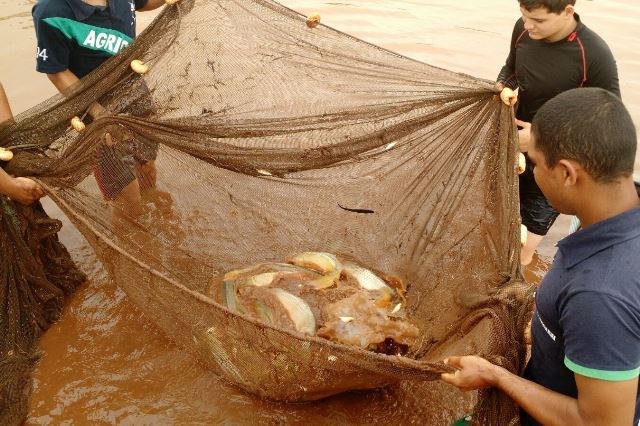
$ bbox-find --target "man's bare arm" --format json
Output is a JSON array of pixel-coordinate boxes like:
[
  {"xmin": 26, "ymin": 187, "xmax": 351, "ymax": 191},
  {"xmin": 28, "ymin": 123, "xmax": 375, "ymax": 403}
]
[
  {"xmin": 47, "ymin": 70, "xmax": 107, "ymax": 119},
  {"xmin": 442, "ymin": 355, "xmax": 637, "ymax": 426},
  {"xmin": 0, "ymin": 169, "xmax": 45, "ymax": 205},
  {"xmin": 0, "ymin": 83, "xmax": 13, "ymax": 124},
  {"xmin": 137, "ymin": 0, "xmax": 173, "ymax": 12}
]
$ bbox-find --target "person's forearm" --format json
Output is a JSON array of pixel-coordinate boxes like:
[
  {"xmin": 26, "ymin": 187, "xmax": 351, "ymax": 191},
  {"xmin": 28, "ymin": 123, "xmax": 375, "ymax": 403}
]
[
  {"xmin": 0, "ymin": 168, "xmax": 16, "ymax": 196},
  {"xmin": 0, "ymin": 169, "xmax": 45, "ymax": 204},
  {"xmin": 47, "ymin": 70, "xmax": 107, "ymax": 119},
  {"xmin": 0, "ymin": 83, "xmax": 13, "ymax": 124},
  {"xmin": 491, "ymin": 366, "xmax": 586, "ymax": 426},
  {"xmin": 47, "ymin": 69, "xmax": 81, "ymax": 95},
  {"xmin": 138, "ymin": 0, "xmax": 167, "ymax": 11},
  {"xmin": 496, "ymin": 64, "xmax": 517, "ymax": 89}
]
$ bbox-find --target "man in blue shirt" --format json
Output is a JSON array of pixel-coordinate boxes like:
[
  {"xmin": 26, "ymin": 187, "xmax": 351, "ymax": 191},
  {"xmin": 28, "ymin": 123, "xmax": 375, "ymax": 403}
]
[
  {"xmin": 32, "ymin": 0, "xmax": 178, "ymax": 215},
  {"xmin": 442, "ymin": 88, "xmax": 639, "ymax": 425}
]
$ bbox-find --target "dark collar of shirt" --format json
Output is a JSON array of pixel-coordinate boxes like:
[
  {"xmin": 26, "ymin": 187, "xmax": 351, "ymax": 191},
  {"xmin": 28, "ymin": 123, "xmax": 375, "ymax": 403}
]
[
  {"xmin": 558, "ymin": 206, "xmax": 640, "ymax": 269},
  {"xmin": 574, "ymin": 13, "xmax": 584, "ymax": 34},
  {"xmin": 64, "ymin": 0, "xmax": 100, "ymax": 21}
]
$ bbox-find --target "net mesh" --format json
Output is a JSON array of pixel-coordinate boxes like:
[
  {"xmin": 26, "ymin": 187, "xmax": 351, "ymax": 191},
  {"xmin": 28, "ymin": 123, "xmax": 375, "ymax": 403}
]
[
  {"xmin": 0, "ymin": 198, "xmax": 86, "ymax": 424},
  {"xmin": 0, "ymin": 0, "xmax": 535, "ymax": 424}
]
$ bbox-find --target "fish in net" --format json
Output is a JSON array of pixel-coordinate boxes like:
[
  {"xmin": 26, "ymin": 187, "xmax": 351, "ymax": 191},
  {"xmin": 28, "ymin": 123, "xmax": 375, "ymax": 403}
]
[{"xmin": 0, "ymin": 0, "xmax": 536, "ymax": 424}]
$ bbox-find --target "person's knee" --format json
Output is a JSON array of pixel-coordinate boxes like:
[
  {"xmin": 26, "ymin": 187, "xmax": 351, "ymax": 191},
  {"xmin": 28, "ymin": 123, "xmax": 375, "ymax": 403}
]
[
  {"xmin": 113, "ymin": 179, "xmax": 144, "ymax": 218},
  {"xmin": 136, "ymin": 160, "xmax": 157, "ymax": 191},
  {"xmin": 520, "ymin": 231, "xmax": 544, "ymax": 265}
]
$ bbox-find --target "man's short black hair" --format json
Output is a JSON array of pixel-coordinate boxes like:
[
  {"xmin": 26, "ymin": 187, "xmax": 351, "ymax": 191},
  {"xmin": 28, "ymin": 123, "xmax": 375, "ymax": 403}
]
[
  {"xmin": 519, "ymin": 0, "xmax": 576, "ymax": 13},
  {"xmin": 531, "ymin": 88, "xmax": 637, "ymax": 183}
]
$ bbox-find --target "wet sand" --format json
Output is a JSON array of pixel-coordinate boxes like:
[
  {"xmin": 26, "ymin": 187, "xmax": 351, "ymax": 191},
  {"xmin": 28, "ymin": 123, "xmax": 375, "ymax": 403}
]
[{"xmin": 1, "ymin": 0, "xmax": 638, "ymax": 424}]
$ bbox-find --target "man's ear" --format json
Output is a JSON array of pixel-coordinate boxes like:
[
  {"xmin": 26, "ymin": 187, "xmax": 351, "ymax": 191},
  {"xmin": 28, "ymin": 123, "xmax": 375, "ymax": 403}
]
[
  {"xmin": 563, "ymin": 5, "xmax": 575, "ymax": 17},
  {"xmin": 557, "ymin": 159, "xmax": 579, "ymax": 186}
]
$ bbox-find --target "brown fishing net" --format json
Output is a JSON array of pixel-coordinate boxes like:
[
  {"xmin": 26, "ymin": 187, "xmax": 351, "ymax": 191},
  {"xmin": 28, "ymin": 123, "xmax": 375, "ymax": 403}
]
[
  {"xmin": 1, "ymin": 0, "xmax": 536, "ymax": 424},
  {"xmin": 0, "ymin": 197, "xmax": 86, "ymax": 424}
]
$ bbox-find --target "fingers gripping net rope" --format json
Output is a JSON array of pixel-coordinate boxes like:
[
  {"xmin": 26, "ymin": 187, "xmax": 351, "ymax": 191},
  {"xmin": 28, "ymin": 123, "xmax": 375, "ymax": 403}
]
[{"xmin": 1, "ymin": 0, "xmax": 535, "ymax": 424}]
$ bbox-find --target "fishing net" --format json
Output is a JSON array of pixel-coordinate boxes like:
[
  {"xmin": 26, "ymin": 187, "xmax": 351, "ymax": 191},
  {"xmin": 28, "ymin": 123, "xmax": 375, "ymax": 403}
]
[
  {"xmin": 0, "ymin": 0, "xmax": 535, "ymax": 424},
  {"xmin": 0, "ymin": 196, "xmax": 86, "ymax": 424}
]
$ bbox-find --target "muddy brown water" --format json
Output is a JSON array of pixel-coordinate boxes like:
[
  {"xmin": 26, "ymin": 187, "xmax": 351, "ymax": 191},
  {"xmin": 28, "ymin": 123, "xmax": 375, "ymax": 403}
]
[{"xmin": 1, "ymin": 0, "xmax": 638, "ymax": 424}]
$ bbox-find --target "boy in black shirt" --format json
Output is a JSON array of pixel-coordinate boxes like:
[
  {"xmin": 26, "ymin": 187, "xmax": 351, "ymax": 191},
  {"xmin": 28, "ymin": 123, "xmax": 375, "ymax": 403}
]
[{"xmin": 496, "ymin": 0, "xmax": 620, "ymax": 265}]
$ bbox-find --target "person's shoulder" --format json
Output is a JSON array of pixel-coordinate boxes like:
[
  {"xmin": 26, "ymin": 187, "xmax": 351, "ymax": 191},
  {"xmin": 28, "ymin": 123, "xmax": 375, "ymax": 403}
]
[
  {"xmin": 508, "ymin": 18, "xmax": 526, "ymax": 43},
  {"xmin": 562, "ymin": 231, "xmax": 640, "ymax": 296},
  {"xmin": 33, "ymin": 0, "xmax": 72, "ymax": 20},
  {"xmin": 611, "ymin": 231, "xmax": 640, "ymax": 268},
  {"xmin": 512, "ymin": 17, "xmax": 525, "ymax": 32},
  {"xmin": 577, "ymin": 22, "xmax": 615, "ymax": 55},
  {"xmin": 598, "ymin": 236, "xmax": 640, "ymax": 300}
]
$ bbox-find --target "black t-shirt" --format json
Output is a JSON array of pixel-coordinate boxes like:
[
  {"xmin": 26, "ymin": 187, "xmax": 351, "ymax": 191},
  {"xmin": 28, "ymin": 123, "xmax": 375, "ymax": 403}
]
[
  {"xmin": 497, "ymin": 14, "xmax": 620, "ymax": 122},
  {"xmin": 32, "ymin": 0, "xmax": 148, "ymax": 79}
]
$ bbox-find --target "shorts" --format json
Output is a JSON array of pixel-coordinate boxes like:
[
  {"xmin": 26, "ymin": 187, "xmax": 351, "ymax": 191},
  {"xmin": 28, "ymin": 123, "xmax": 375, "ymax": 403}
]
[
  {"xmin": 92, "ymin": 75, "xmax": 158, "ymax": 200},
  {"xmin": 519, "ymin": 155, "xmax": 559, "ymax": 236},
  {"xmin": 94, "ymin": 138, "xmax": 158, "ymax": 200}
]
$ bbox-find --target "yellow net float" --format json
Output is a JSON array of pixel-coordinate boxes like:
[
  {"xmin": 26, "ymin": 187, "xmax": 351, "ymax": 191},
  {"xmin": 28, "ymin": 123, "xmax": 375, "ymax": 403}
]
[
  {"xmin": 0, "ymin": 147, "xmax": 13, "ymax": 162},
  {"xmin": 306, "ymin": 13, "xmax": 321, "ymax": 28},
  {"xmin": 517, "ymin": 152, "xmax": 526, "ymax": 174},
  {"xmin": 500, "ymin": 87, "xmax": 519, "ymax": 106},
  {"xmin": 130, "ymin": 59, "xmax": 149, "ymax": 75},
  {"xmin": 71, "ymin": 116, "xmax": 85, "ymax": 132}
]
